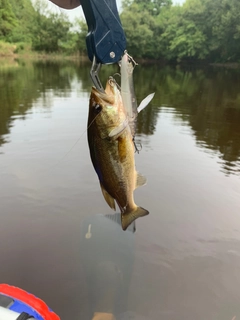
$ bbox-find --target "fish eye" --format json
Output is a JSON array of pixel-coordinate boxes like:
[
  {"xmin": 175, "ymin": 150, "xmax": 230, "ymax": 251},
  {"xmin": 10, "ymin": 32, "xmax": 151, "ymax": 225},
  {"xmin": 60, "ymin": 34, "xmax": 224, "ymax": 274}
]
[{"xmin": 94, "ymin": 104, "xmax": 102, "ymax": 114}]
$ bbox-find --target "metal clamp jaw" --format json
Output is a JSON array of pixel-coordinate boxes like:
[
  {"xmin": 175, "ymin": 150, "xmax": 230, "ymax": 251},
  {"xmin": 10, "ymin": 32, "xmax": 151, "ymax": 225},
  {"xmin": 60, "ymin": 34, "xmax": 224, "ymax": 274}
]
[
  {"xmin": 90, "ymin": 56, "xmax": 105, "ymax": 92},
  {"xmin": 81, "ymin": 0, "xmax": 127, "ymax": 91}
]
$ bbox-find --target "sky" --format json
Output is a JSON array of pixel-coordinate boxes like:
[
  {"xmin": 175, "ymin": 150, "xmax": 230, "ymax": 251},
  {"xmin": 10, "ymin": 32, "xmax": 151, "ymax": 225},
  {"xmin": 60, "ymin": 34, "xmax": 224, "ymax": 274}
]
[{"xmin": 47, "ymin": 0, "xmax": 185, "ymax": 23}]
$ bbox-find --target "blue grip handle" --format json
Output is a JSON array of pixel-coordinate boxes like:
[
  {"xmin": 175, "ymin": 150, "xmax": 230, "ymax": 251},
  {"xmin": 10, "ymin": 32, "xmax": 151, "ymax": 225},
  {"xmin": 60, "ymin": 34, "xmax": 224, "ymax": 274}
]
[{"xmin": 81, "ymin": 0, "xmax": 126, "ymax": 64}]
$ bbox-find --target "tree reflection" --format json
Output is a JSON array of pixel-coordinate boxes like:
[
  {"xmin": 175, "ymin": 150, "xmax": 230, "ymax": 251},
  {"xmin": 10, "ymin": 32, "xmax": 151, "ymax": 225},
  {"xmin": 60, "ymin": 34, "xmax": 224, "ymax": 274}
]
[
  {"xmin": 0, "ymin": 60, "xmax": 240, "ymax": 175},
  {"xmin": 0, "ymin": 61, "xmax": 37, "ymax": 145},
  {"xmin": 0, "ymin": 60, "xmax": 78, "ymax": 146},
  {"xmin": 134, "ymin": 64, "xmax": 240, "ymax": 175}
]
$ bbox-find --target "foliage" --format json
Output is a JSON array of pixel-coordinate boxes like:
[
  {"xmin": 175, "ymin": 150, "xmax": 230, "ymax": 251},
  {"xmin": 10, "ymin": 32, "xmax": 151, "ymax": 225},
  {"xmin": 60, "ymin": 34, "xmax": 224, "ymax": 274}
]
[
  {"xmin": 32, "ymin": 13, "xmax": 71, "ymax": 52},
  {"xmin": 208, "ymin": 0, "xmax": 240, "ymax": 61},
  {"xmin": 0, "ymin": 40, "xmax": 16, "ymax": 56},
  {"xmin": 121, "ymin": 3, "xmax": 157, "ymax": 58},
  {"xmin": 73, "ymin": 18, "xmax": 88, "ymax": 55},
  {"xmin": 0, "ymin": 0, "xmax": 17, "ymax": 38},
  {"xmin": 157, "ymin": 4, "xmax": 209, "ymax": 60},
  {"xmin": 6, "ymin": 0, "xmax": 36, "ymax": 43},
  {"xmin": 123, "ymin": 0, "xmax": 172, "ymax": 15},
  {"xmin": 1, "ymin": 0, "xmax": 240, "ymax": 62}
]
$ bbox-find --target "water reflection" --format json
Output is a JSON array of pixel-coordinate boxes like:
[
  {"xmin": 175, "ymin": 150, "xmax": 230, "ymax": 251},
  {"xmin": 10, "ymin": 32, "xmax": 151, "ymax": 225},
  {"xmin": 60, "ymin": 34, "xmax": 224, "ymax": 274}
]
[
  {"xmin": 1, "ymin": 59, "xmax": 240, "ymax": 320},
  {"xmin": 0, "ymin": 60, "xmax": 240, "ymax": 177},
  {"xmin": 134, "ymin": 65, "xmax": 240, "ymax": 175},
  {"xmin": 80, "ymin": 213, "xmax": 135, "ymax": 320},
  {"xmin": 0, "ymin": 60, "xmax": 80, "ymax": 146}
]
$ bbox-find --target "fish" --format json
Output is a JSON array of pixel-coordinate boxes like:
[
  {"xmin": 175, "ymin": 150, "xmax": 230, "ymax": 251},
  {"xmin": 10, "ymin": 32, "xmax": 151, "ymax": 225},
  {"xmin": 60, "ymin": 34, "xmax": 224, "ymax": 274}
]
[
  {"xmin": 87, "ymin": 77, "xmax": 149, "ymax": 230},
  {"xmin": 120, "ymin": 51, "xmax": 155, "ymax": 138}
]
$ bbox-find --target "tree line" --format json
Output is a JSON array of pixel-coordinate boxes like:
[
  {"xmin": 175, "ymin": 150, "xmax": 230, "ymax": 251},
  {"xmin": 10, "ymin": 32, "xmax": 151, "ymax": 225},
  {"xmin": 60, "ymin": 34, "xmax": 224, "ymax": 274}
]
[
  {"xmin": 1, "ymin": 0, "xmax": 240, "ymax": 62},
  {"xmin": 0, "ymin": 0, "xmax": 87, "ymax": 55}
]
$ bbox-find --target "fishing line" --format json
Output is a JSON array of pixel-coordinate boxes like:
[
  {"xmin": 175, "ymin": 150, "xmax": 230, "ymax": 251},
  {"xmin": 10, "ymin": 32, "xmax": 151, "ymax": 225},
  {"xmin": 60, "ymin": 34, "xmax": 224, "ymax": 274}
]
[
  {"xmin": 36, "ymin": 111, "xmax": 102, "ymax": 176},
  {"xmin": 50, "ymin": 112, "xmax": 101, "ymax": 166}
]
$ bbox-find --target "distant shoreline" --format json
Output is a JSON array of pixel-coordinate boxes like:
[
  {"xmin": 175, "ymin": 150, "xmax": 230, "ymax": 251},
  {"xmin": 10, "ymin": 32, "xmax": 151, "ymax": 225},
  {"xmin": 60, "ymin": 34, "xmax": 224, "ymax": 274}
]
[
  {"xmin": 0, "ymin": 52, "xmax": 88, "ymax": 61},
  {"xmin": 209, "ymin": 63, "xmax": 240, "ymax": 69},
  {"xmin": 1, "ymin": 52, "xmax": 240, "ymax": 69},
  {"xmin": 0, "ymin": 41, "xmax": 89, "ymax": 61}
]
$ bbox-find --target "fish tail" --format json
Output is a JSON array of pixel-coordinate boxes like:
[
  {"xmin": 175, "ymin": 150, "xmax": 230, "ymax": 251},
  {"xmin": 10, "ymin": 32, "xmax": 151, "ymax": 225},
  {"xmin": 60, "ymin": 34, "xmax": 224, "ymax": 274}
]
[{"xmin": 121, "ymin": 206, "xmax": 149, "ymax": 231}]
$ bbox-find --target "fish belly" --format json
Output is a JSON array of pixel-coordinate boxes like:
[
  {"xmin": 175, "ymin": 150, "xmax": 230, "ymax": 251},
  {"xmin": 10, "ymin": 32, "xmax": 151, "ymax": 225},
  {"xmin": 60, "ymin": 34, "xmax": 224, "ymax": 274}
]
[{"xmin": 89, "ymin": 129, "xmax": 136, "ymax": 212}]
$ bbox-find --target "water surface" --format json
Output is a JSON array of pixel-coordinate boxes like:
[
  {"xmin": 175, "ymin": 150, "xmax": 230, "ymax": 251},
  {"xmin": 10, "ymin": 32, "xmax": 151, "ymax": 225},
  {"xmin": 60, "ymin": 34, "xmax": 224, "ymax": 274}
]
[{"xmin": 0, "ymin": 59, "xmax": 240, "ymax": 320}]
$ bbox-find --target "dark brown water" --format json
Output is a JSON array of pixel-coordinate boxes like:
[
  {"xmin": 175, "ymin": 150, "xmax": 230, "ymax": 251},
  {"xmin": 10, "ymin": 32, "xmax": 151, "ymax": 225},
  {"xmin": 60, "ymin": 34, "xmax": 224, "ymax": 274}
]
[{"xmin": 0, "ymin": 59, "xmax": 240, "ymax": 320}]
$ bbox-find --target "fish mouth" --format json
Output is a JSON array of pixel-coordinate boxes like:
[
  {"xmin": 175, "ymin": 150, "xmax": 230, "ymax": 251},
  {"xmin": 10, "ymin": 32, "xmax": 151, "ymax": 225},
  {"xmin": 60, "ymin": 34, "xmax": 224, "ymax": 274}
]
[
  {"xmin": 91, "ymin": 87, "xmax": 114, "ymax": 106},
  {"xmin": 91, "ymin": 78, "xmax": 118, "ymax": 106},
  {"xmin": 105, "ymin": 77, "xmax": 118, "ymax": 95}
]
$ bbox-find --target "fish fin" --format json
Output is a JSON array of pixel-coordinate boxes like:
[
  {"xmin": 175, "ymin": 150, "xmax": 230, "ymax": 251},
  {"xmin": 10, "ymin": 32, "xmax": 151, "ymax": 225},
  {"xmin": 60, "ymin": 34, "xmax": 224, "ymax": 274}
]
[
  {"xmin": 137, "ymin": 93, "xmax": 155, "ymax": 113},
  {"xmin": 136, "ymin": 172, "xmax": 147, "ymax": 188},
  {"xmin": 100, "ymin": 182, "xmax": 116, "ymax": 211},
  {"xmin": 108, "ymin": 119, "xmax": 128, "ymax": 138},
  {"xmin": 121, "ymin": 206, "xmax": 149, "ymax": 231}
]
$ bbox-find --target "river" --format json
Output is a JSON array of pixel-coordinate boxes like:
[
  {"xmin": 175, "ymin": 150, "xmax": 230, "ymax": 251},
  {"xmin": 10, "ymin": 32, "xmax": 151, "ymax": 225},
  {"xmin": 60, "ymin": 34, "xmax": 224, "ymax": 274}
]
[{"xmin": 0, "ymin": 59, "xmax": 240, "ymax": 320}]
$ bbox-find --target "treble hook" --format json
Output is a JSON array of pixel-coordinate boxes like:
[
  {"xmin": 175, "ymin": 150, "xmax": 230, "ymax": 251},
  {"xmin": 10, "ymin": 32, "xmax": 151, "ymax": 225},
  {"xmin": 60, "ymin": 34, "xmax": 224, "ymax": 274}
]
[{"xmin": 133, "ymin": 139, "xmax": 142, "ymax": 154}]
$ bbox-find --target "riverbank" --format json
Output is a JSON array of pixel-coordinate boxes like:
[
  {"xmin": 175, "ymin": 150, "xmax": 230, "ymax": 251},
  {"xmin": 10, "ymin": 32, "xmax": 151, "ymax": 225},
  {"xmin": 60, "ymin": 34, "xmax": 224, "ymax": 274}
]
[
  {"xmin": 0, "ymin": 40, "xmax": 88, "ymax": 62},
  {"xmin": 210, "ymin": 62, "xmax": 240, "ymax": 69},
  {"xmin": 1, "ymin": 41, "xmax": 240, "ymax": 69},
  {"xmin": 0, "ymin": 41, "xmax": 17, "ymax": 57}
]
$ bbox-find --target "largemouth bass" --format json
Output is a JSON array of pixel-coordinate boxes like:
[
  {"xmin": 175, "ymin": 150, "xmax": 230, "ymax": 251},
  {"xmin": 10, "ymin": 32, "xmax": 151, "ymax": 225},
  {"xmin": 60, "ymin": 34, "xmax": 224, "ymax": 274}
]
[{"xmin": 87, "ymin": 78, "xmax": 149, "ymax": 230}]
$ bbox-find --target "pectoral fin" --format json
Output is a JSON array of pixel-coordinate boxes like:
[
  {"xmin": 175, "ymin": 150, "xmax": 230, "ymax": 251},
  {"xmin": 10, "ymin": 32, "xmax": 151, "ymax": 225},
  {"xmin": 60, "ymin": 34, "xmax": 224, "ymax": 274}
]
[
  {"xmin": 109, "ymin": 119, "xmax": 128, "ymax": 138},
  {"xmin": 135, "ymin": 172, "xmax": 147, "ymax": 189},
  {"xmin": 137, "ymin": 93, "xmax": 155, "ymax": 113},
  {"xmin": 100, "ymin": 182, "xmax": 116, "ymax": 211}
]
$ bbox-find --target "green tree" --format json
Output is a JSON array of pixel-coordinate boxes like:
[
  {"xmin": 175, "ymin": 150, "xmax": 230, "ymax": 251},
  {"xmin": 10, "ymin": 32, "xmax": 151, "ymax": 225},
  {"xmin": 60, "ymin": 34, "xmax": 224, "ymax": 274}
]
[
  {"xmin": 209, "ymin": 0, "xmax": 240, "ymax": 61},
  {"xmin": 0, "ymin": 0, "xmax": 17, "ymax": 38},
  {"xmin": 157, "ymin": 2, "xmax": 209, "ymax": 61},
  {"xmin": 7, "ymin": 0, "xmax": 36, "ymax": 43},
  {"xmin": 31, "ymin": 1, "xmax": 71, "ymax": 52},
  {"xmin": 123, "ymin": 0, "xmax": 172, "ymax": 15},
  {"xmin": 72, "ymin": 18, "xmax": 88, "ymax": 55},
  {"xmin": 121, "ymin": 0, "xmax": 240, "ymax": 62},
  {"xmin": 182, "ymin": 0, "xmax": 240, "ymax": 62},
  {"xmin": 121, "ymin": 2, "xmax": 157, "ymax": 58}
]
